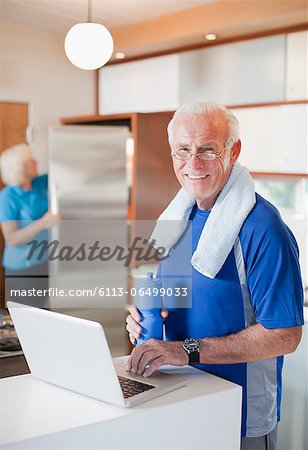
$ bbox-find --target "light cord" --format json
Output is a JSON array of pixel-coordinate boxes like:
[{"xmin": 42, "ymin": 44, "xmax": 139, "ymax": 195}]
[{"xmin": 87, "ymin": 0, "xmax": 92, "ymax": 22}]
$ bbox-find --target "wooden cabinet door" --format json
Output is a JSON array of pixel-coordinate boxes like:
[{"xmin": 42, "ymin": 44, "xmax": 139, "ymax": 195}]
[
  {"xmin": 0, "ymin": 102, "xmax": 28, "ymax": 309},
  {"xmin": 133, "ymin": 112, "xmax": 179, "ymax": 220}
]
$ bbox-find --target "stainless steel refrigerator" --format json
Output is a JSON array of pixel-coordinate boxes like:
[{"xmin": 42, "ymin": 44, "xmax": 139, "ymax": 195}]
[
  {"xmin": 48, "ymin": 125, "xmax": 131, "ymax": 220},
  {"xmin": 48, "ymin": 124, "xmax": 132, "ymax": 355}
]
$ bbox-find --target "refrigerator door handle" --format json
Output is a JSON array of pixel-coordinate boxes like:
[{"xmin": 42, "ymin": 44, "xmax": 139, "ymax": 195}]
[{"xmin": 50, "ymin": 182, "xmax": 59, "ymax": 215}]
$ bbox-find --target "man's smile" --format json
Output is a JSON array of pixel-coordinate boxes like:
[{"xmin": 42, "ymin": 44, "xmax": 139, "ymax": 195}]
[{"xmin": 185, "ymin": 174, "xmax": 209, "ymax": 180}]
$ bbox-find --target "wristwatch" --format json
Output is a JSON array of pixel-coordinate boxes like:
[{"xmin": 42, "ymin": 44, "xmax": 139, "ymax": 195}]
[{"xmin": 183, "ymin": 338, "xmax": 201, "ymax": 365}]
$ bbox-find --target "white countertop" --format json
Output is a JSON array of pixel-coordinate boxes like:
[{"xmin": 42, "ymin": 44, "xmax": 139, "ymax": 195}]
[{"xmin": 0, "ymin": 358, "xmax": 242, "ymax": 449}]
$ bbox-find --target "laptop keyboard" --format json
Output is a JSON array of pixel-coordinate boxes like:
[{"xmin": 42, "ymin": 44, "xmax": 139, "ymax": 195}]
[{"xmin": 118, "ymin": 375, "xmax": 155, "ymax": 399}]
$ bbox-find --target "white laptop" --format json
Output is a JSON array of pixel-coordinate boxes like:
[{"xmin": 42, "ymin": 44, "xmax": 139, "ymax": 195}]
[{"xmin": 7, "ymin": 301, "xmax": 186, "ymax": 407}]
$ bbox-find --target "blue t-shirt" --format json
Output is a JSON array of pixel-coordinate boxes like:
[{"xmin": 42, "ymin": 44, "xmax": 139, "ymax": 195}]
[
  {"xmin": 0, "ymin": 174, "xmax": 49, "ymax": 269},
  {"xmin": 159, "ymin": 194, "xmax": 304, "ymax": 438}
]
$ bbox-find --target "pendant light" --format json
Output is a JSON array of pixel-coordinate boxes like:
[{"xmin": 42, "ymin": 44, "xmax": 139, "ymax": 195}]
[{"xmin": 64, "ymin": 0, "xmax": 114, "ymax": 70}]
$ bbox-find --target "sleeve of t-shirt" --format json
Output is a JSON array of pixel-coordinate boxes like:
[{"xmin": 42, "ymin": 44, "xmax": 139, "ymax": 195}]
[
  {"xmin": 35, "ymin": 174, "xmax": 48, "ymax": 191},
  {"xmin": 243, "ymin": 221, "xmax": 304, "ymax": 329},
  {"xmin": 0, "ymin": 189, "xmax": 19, "ymax": 222}
]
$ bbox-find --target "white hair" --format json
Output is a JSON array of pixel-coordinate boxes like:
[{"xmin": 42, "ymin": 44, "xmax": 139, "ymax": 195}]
[
  {"xmin": 0, "ymin": 143, "xmax": 33, "ymax": 186},
  {"xmin": 167, "ymin": 101, "xmax": 240, "ymax": 148}
]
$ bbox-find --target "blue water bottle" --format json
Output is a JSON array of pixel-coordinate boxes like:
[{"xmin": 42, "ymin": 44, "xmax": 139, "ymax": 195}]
[{"xmin": 135, "ymin": 272, "xmax": 163, "ymax": 346}]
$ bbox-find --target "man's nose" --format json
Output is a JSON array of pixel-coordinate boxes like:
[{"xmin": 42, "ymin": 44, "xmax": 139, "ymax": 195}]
[{"xmin": 187, "ymin": 153, "xmax": 203, "ymax": 169}]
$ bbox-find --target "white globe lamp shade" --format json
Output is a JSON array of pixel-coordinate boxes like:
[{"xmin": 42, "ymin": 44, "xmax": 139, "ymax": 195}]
[{"xmin": 65, "ymin": 22, "xmax": 114, "ymax": 70}]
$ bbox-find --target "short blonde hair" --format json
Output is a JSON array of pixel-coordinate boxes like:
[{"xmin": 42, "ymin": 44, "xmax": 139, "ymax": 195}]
[{"xmin": 0, "ymin": 143, "xmax": 33, "ymax": 186}]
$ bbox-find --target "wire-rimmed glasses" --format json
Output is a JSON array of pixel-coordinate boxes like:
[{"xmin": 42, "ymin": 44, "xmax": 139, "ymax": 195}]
[{"xmin": 172, "ymin": 141, "xmax": 233, "ymax": 161}]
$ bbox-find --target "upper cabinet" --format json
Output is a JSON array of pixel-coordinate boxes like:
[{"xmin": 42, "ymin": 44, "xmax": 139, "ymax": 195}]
[
  {"xmin": 286, "ymin": 31, "xmax": 308, "ymax": 101},
  {"xmin": 99, "ymin": 31, "xmax": 307, "ymax": 115},
  {"xmin": 99, "ymin": 55, "xmax": 179, "ymax": 114},
  {"xmin": 179, "ymin": 35, "xmax": 286, "ymax": 106},
  {"xmin": 235, "ymin": 103, "xmax": 307, "ymax": 174},
  {"xmin": 96, "ymin": 31, "xmax": 307, "ymax": 175},
  {"xmin": 99, "ymin": 35, "xmax": 290, "ymax": 113}
]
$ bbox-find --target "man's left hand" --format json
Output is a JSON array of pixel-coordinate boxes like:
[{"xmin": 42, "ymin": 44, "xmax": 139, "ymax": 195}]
[{"xmin": 126, "ymin": 339, "xmax": 189, "ymax": 377}]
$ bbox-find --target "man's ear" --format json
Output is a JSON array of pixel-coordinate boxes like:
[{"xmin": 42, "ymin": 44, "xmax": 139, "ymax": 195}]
[{"xmin": 230, "ymin": 140, "xmax": 241, "ymax": 164}]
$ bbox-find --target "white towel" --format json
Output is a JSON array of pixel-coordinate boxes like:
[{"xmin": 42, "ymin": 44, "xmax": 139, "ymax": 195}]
[{"xmin": 150, "ymin": 162, "xmax": 256, "ymax": 278}]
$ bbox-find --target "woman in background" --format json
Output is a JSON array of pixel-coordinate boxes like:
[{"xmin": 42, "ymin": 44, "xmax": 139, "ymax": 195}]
[{"xmin": 0, "ymin": 143, "xmax": 60, "ymax": 308}]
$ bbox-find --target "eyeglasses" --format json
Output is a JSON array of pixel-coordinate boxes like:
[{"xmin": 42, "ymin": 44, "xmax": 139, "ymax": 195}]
[{"xmin": 171, "ymin": 142, "xmax": 231, "ymax": 161}]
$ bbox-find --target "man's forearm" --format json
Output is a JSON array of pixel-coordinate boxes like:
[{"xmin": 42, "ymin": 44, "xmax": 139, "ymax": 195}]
[{"xmin": 199, "ymin": 324, "xmax": 302, "ymax": 364}]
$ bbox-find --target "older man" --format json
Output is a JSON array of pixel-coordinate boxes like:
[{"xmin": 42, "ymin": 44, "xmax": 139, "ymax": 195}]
[{"xmin": 126, "ymin": 102, "xmax": 303, "ymax": 449}]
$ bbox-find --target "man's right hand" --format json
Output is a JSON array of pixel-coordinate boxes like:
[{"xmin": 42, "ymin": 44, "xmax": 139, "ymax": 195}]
[{"xmin": 126, "ymin": 304, "xmax": 169, "ymax": 345}]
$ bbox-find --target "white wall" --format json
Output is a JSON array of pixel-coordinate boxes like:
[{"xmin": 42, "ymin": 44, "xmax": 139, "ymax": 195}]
[{"xmin": 0, "ymin": 20, "xmax": 95, "ymax": 172}]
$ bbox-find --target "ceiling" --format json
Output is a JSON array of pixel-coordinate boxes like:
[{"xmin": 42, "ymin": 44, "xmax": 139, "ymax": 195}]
[
  {"xmin": 1, "ymin": 0, "xmax": 307, "ymax": 61},
  {"xmin": 0, "ymin": 0, "xmax": 214, "ymax": 32}
]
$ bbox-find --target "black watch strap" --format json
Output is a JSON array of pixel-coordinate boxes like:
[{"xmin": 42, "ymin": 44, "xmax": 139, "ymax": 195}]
[
  {"xmin": 188, "ymin": 350, "xmax": 200, "ymax": 365},
  {"xmin": 183, "ymin": 338, "xmax": 201, "ymax": 365}
]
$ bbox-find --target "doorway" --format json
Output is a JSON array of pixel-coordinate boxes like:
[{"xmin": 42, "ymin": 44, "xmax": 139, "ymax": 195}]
[{"xmin": 0, "ymin": 102, "xmax": 29, "ymax": 309}]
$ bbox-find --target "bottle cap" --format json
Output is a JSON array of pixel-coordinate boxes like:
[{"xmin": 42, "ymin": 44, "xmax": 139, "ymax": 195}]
[
  {"xmin": 135, "ymin": 272, "xmax": 163, "ymax": 309},
  {"xmin": 137, "ymin": 272, "xmax": 162, "ymax": 290}
]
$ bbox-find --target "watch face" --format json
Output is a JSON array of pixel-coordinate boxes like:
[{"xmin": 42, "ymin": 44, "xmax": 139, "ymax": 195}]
[{"xmin": 184, "ymin": 338, "xmax": 200, "ymax": 352}]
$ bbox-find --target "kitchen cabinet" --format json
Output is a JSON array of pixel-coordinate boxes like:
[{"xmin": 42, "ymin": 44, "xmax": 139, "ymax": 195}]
[
  {"xmin": 286, "ymin": 31, "xmax": 308, "ymax": 101},
  {"xmin": 99, "ymin": 34, "xmax": 287, "ymax": 113},
  {"xmin": 99, "ymin": 55, "xmax": 179, "ymax": 114},
  {"xmin": 179, "ymin": 35, "xmax": 285, "ymax": 106},
  {"xmin": 234, "ymin": 102, "xmax": 307, "ymax": 174}
]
